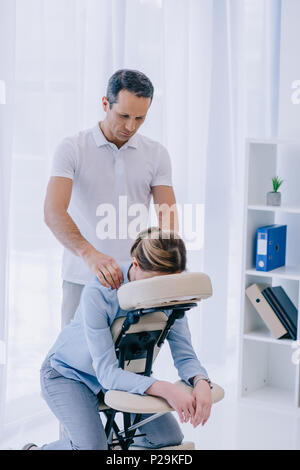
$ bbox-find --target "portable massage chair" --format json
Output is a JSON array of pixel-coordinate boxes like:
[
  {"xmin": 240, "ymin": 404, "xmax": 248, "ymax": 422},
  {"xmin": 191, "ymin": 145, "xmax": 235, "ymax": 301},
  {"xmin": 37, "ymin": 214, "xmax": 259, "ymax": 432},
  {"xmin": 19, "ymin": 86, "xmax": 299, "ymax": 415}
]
[{"xmin": 97, "ymin": 271, "xmax": 225, "ymax": 450}]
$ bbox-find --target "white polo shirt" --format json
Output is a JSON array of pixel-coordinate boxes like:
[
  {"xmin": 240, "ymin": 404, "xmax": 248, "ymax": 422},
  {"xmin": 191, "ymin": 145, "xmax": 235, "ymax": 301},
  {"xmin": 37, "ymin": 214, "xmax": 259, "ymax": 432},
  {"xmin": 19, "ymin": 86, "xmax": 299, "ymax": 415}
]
[{"xmin": 51, "ymin": 123, "xmax": 173, "ymax": 284}]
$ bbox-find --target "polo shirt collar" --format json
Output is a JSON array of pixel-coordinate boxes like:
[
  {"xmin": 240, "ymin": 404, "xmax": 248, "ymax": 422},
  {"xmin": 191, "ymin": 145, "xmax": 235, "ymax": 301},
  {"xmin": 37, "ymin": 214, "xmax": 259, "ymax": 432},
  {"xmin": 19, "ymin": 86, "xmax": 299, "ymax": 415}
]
[{"xmin": 92, "ymin": 123, "xmax": 138, "ymax": 149}]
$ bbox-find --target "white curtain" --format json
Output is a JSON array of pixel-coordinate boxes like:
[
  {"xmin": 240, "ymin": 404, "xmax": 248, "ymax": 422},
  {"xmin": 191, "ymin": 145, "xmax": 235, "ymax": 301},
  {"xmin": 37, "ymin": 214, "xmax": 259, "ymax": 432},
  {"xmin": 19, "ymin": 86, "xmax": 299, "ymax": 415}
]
[
  {"xmin": 200, "ymin": 0, "xmax": 281, "ymax": 365},
  {"xmin": 0, "ymin": 0, "xmax": 281, "ymax": 441},
  {"xmin": 0, "ymin": 0, "xmax": 16, "ymax": 433}
]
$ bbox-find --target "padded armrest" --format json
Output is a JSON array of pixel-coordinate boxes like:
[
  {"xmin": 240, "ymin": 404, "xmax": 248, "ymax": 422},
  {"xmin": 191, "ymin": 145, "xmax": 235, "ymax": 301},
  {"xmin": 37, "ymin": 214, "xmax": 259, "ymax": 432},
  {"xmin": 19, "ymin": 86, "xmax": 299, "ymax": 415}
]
[
  {"xmin": 104, "ymin": 380, "xmax": 224, "ymax": 414},
  {"xmin": 117, "ymin": 272, "xmax": 212, "ymax": 310}
]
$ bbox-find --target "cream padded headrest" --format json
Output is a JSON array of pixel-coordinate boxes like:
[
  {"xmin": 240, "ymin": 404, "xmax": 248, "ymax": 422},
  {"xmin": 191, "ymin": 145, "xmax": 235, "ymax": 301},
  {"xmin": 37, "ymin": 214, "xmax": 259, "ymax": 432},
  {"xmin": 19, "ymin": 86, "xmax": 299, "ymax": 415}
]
[{"xmin": 117, "ymin": 272, "xmax": 212, "ymax": 310}]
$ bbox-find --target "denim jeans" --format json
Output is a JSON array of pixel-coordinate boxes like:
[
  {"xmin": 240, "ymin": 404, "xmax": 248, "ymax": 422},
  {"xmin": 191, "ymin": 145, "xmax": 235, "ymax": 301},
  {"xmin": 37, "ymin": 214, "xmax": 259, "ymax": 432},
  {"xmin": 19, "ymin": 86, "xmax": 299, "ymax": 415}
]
[{"xmin": 39, "ymin": 355, "xmax": 184, "ymax": 450}]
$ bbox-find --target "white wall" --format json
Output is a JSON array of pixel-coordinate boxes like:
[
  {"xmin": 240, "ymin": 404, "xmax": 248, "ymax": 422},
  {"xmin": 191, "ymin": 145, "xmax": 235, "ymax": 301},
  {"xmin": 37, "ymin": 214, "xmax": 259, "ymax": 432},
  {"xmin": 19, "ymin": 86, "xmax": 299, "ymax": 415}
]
[
  {"xmin": 277, "ymin": 0, "xmax": 300, "ymax": 326},
  {"xmin": 278, "ymin": 0, "xmax": 300, "ymax": 139}
]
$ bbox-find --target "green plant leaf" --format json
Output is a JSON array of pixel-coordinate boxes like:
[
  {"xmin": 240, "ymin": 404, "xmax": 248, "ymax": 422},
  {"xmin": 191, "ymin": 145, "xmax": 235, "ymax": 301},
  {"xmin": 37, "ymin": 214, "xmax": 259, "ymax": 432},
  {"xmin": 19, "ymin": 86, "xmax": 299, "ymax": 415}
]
[{"xmin": 272, "ymin": 176, "xmax": 283, "ymax": 192}]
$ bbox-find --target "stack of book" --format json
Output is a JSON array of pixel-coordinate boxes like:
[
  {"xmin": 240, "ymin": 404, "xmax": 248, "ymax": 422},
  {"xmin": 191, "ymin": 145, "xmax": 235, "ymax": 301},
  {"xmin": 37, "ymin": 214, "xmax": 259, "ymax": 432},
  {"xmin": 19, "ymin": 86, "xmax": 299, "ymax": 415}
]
[{"xmin": 246, "ymin": 284, "xmax": 298, "ymax": 340}]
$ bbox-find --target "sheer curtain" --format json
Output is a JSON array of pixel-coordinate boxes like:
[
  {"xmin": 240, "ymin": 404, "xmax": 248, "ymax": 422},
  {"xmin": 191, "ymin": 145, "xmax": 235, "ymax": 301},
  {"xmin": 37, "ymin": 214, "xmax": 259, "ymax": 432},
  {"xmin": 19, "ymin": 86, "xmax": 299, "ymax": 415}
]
[
  {"xmin": 0, "ymin": 0, "xmax": 16, "ymax": 434},
  {"xmin": 0, "ymin": 0, "xmax": 281, "ymax": 440},
  {"xmin": 201, "ymin": 0, "xmax": 281, "ymax": 365}
]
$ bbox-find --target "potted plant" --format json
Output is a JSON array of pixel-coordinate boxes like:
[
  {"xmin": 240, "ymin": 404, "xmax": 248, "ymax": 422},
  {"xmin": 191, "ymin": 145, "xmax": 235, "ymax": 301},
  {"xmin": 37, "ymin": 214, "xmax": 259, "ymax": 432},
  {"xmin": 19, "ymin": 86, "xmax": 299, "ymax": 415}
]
[{"xmin": 266, "ymin": 176, "xmax": 283, "ymax": 206}]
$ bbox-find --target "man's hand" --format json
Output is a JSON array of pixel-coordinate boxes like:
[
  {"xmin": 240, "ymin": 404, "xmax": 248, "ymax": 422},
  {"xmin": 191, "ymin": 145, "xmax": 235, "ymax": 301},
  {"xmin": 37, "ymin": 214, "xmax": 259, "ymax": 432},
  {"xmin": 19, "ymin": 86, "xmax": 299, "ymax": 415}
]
[
  {"xmin": 190, "ymin": 380, "xmax": 212, "ymax": 428},
  {"xmin": 81, "ymin": 246, "xmax": 123, "ymax": 289}
]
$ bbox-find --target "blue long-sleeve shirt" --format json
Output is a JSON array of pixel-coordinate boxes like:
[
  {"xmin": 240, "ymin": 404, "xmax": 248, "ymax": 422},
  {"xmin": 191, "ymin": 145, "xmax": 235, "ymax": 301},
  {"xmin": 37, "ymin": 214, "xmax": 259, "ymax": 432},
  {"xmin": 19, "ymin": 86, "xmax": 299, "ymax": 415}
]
[{"xmin": 47, "ymin": 262, "xmax": 209, "ymax": 396}]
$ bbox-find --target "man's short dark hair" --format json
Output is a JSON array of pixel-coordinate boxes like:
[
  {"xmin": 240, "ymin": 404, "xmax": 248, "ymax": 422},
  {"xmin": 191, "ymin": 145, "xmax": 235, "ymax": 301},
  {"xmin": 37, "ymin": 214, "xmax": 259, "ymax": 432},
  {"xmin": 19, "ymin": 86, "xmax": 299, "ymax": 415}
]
[{"xmin": 106, "ymin": 69, "xmax": 154, "ymax": 108}]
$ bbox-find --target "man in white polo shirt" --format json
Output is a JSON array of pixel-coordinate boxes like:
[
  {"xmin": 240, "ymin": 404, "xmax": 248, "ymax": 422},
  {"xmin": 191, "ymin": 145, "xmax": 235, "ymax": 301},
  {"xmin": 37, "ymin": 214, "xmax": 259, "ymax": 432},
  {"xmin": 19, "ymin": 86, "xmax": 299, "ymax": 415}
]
[{"xmin": 44, "ymin": 69, "xmax": 178, "ymax": 328}]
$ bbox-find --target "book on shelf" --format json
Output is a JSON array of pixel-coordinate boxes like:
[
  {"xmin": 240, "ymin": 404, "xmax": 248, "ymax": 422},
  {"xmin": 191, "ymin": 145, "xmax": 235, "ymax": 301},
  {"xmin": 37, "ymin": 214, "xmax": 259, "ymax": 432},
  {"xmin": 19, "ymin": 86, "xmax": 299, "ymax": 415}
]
[
  {"xmin": 246, "ymin": 283, "xmax": 298, "ymax": 340},
  {"xmin": 245, "ymin": 284, "xmax": 289, "ymax": 339},
  {"xmin": 261, "ymin": 286, "xmax": 298, "ymax": 340}
]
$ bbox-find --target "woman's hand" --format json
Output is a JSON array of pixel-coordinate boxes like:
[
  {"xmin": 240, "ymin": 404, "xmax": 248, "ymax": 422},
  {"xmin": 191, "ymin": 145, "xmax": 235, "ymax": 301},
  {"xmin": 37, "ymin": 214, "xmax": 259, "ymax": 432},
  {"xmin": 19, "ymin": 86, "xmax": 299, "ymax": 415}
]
[
  {"xmin": 163, "ymin": 383, "xmax": 196, "ymax": 424},
  {"xmin": 145, "ymin": 381, "xmax": 195, "ymax": 424},
  {"xmin": 190, "ymin": 380, "xmax": 212, "ymax": 428}
]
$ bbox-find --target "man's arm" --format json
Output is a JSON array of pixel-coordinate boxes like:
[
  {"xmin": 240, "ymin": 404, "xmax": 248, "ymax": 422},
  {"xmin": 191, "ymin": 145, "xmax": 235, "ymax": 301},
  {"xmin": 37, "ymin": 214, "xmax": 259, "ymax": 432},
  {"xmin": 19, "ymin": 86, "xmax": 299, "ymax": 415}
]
[
  {"xmin": 44, "ymin": 176, "xmax": 123, "ymax": 288},
  {"xmin": 44, "ymin": 176, "xmax": 88, "ymax": 257},
  {"xmin": 151, "ymin": 185, "xmax": 179, "ymax": 233}
]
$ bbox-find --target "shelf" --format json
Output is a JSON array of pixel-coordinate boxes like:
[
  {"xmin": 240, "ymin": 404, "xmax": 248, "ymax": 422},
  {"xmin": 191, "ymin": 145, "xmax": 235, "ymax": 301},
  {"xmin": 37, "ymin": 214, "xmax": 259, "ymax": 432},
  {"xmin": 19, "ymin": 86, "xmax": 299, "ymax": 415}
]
[
  {"xmin": 240, "ymin": 138, "xmax": 300, "ymax": 412},
  {"xmin": 241, "ymin": 386, "xmax": 296, "ymax": 410},
  {"xmin": 248, "ymin": 204, "xmax": 300, "ymax": 214},
  {"xmin": 246, "ymin": 138, "xmax": 300, "ymax": 146},
  {"xmin": 243, "ymin": 330, "xmax": 295, "ymax": 346},
  {"xmin": 246, "ymin": 266, "xmax": 300, "ymax": 281}
]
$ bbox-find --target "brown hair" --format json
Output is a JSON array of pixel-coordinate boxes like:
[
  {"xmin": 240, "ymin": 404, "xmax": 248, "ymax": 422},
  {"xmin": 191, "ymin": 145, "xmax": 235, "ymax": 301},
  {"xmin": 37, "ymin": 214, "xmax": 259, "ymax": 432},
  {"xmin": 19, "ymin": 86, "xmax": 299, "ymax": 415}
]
[{"xmin": 130, "ymin": 227, "xmax": 186, "ymax": 273}]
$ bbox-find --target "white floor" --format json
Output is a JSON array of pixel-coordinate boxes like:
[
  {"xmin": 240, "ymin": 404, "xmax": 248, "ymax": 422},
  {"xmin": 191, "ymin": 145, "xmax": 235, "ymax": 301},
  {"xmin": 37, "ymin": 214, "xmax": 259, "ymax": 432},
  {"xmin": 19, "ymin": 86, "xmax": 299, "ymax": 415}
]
[{"xmin": 181, "ymin": 361, "xmax": 300, "ymax": 450}]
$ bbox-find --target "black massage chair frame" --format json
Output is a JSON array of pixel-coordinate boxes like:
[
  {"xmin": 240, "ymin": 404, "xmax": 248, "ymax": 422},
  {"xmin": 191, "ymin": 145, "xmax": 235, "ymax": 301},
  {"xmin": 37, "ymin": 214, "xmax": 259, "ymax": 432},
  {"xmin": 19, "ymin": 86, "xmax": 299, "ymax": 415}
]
[{"xmin": 99, "ymin": 302, "xmax": 197, "ymax": 450}]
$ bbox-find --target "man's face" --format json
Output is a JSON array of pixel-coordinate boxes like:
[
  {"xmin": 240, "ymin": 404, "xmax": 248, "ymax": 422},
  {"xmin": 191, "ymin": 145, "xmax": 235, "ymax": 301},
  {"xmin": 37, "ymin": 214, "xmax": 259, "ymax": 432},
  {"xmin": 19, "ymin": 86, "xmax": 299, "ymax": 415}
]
[{"xmin": 102, "ymin": 89, "xmax": 151, "ymax": 143}]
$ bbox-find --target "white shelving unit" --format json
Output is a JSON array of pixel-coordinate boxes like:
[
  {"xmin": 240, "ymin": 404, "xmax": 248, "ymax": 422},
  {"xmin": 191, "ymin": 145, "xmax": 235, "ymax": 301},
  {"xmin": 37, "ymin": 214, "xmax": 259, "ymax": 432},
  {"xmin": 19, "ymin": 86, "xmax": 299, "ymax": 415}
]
[{"xmin": 238, "ymin": 139, "xmax": 300, "ymax": 413}]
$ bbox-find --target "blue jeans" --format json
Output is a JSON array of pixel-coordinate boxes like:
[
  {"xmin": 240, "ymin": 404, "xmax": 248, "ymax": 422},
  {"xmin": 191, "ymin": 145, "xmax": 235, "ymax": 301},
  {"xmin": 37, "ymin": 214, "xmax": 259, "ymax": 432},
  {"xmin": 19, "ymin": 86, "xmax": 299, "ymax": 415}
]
[{"xmin": 39, "ymin": 355, "xmax": 184, "ymax": 450}]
